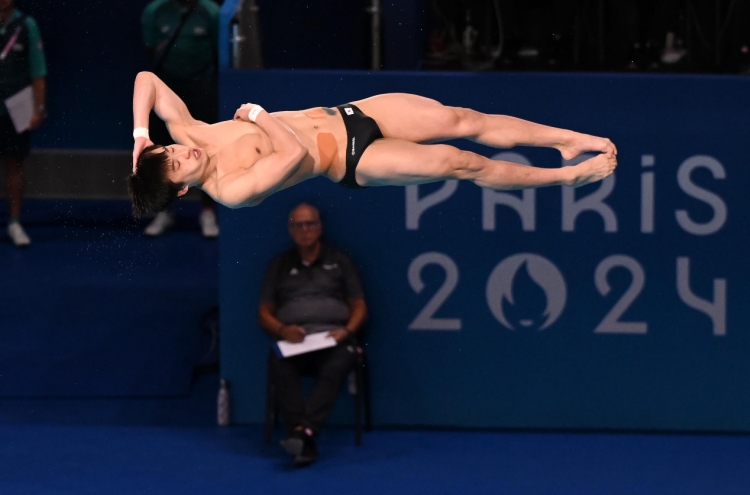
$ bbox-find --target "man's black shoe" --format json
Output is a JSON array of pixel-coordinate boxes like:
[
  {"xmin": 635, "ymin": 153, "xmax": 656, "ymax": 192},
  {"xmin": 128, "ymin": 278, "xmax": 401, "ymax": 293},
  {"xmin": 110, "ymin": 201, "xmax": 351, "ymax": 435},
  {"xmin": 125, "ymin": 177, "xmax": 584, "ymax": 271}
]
[
  {"xmin": 280, "ymin": 430, "xmax": 305, "ymax": 457},
  {"xmin": 293, "ymin": 435, "xmax": 318, "ymax": 468}
]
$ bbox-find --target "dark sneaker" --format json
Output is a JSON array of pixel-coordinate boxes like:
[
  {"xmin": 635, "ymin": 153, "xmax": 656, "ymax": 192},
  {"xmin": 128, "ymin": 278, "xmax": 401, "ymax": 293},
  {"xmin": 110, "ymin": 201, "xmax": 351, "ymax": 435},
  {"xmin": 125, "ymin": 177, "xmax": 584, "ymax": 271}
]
[
  {"xmin": 280, "ymin": 430, "xmax": 305, "ymax": 457},
  {"xmin": 293, "ymin": 435, "xmax": 318, "ymax": 468}
]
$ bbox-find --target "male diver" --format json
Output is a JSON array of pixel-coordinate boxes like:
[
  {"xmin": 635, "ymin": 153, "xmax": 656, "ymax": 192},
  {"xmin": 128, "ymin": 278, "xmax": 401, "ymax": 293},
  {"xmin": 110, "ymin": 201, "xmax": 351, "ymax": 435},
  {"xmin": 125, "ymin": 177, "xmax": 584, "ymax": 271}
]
[{"xmin": 129, "ymin": 71, "xmax": 617, "ymax": 217}]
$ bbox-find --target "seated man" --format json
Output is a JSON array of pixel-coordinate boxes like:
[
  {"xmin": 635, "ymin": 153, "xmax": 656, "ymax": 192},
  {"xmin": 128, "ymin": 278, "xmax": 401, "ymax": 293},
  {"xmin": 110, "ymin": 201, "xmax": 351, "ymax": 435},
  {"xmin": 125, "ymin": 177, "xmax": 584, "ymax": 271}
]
[
  {"xmin": 258, "ymin": 202, "xmax": 367, "ymax": 467},
  {"xmin": 128, "ymin": 71, "xmax": 618, "ymax": 217}
]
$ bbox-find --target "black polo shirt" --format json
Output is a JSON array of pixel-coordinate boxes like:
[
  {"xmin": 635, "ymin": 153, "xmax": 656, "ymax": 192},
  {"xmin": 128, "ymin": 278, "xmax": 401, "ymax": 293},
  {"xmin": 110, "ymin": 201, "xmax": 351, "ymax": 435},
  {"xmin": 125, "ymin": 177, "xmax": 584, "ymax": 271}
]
[{"xmin": 260, "ymin": 244, "xmax": 364, "ymax": 334}]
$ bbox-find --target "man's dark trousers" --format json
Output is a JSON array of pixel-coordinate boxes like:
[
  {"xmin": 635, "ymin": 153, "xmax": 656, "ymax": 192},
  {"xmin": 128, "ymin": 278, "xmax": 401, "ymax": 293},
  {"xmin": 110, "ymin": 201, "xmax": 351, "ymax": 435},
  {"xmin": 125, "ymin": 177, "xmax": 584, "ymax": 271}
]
[{"xmin": 271, "ymin": 340, "xmax": 357, "ymax": 434}]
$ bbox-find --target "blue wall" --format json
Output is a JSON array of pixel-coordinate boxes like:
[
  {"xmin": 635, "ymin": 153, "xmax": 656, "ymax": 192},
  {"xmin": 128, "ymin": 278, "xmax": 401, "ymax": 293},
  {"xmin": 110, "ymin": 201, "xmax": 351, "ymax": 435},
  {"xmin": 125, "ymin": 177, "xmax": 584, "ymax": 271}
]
[
  {"xmin": 0, "ymin": 201, "xmax": 218, "ymax": 398},
  {"xmin": 219, "ymin": 69, "xmax": 750, "ymax": 431}
]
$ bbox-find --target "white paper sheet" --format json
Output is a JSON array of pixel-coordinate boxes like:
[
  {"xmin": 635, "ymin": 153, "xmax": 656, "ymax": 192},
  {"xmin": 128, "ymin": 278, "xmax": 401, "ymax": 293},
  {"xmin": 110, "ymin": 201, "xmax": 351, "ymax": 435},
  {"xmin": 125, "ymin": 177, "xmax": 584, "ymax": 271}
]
[
  {"xmin": 275, "ymin": 332, "xmax": 337, "ymax": 358},
  {"xmin": 4, "ymin": 86, "xmax": 33, "ymax": 134}
]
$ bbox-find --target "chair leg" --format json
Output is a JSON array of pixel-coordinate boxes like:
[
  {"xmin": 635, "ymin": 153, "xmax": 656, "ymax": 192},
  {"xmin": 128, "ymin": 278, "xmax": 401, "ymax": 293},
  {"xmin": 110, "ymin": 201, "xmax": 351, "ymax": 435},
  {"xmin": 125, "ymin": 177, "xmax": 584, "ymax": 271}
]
[
  {"xmin": 264, "ymin": 355, "xmax": 275, "ymax": 445},
  {"xmin": 362, "ymin": 353, "xmax": 372, "ymax": 432},
  {"xmin": 264, "ymin": 411, "xmax": 274, "ymax": 444},
  {"xmin": 354, "ymin": 363, "xmax": 363, "ymax": 446}
]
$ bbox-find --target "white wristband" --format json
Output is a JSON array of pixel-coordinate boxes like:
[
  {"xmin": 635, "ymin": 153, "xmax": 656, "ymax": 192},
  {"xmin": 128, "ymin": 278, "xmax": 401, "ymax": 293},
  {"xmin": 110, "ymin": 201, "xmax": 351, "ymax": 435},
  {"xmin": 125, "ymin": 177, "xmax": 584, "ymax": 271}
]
[
  {"xmin": 248, "ymin": 105, "xmax": 264, "ymax": 123},
  {"xmin": 133, "ymin": 127, "xmax": 149, "ymax": 140}
]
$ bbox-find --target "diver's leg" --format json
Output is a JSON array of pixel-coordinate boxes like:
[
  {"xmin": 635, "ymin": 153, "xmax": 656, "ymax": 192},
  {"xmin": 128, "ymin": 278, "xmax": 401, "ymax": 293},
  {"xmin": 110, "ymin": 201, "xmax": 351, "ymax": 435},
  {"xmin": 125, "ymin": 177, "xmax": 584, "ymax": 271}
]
[
  {"xmin": 355, "ymin": 138, "xmax": 617, "ymax": 189},
  {"xmin": 352, "ymin": 93, "xmax": 616, "ymax": 160}
]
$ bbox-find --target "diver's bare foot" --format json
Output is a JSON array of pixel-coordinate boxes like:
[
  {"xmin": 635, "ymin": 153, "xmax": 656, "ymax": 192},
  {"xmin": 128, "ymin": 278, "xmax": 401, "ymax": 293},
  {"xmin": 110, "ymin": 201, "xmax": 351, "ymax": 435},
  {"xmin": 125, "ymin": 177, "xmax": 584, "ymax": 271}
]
[
  {"xmin": 566, "ymin": 153, "xmax": 618, "ymax": 187},
  {"xmin": 557, "ymin": 132, "xmax": 617, "ymax": 161}
]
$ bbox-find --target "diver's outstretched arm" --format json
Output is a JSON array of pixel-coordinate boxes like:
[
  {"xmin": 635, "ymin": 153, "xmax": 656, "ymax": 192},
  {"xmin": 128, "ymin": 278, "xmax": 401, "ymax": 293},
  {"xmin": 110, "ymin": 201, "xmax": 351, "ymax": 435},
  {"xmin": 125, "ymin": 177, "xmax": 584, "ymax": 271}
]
[
  {"xmin": 132, "ymin": 71, "xmax": 197, "ymax": 131},
  {"xmin": 132, "ymin": 72, "xmax": 198, "ymax": 170}
]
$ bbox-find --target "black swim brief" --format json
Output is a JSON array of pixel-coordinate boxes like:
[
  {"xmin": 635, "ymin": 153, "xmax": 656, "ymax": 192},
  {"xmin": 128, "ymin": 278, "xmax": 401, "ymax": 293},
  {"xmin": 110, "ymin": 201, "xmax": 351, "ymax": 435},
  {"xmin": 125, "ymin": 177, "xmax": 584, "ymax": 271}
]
[{"xmin": 336, "ymin": 104, "xmax": 383, "ymax": 189}]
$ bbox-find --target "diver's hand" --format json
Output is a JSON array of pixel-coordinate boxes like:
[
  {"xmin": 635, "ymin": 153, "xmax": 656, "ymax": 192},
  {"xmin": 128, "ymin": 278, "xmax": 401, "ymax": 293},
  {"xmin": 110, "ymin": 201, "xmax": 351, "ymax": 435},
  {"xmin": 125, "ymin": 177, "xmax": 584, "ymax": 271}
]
[
  {"xmin": 234, "ymin": 103, "xmax": 264, "ymax": 123},
  {"xmin": 132, "ymin": 136, "xmax": 154, "ymax": 173}
]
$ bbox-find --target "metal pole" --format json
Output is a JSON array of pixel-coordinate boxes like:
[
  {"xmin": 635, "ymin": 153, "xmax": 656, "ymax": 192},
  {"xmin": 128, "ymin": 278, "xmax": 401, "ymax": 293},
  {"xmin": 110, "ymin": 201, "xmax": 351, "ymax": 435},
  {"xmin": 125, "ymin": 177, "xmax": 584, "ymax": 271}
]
[
  {"xmin": 715, "ymin": 0, "xmax": 720, "ymax": 68},
  {"xmin": 235, "ymin": 0, "xmax": 263, "ymax": 69},
  {"xmin": 367, "ymin": 0, "xmax": 382, "ymax": 70},
  {"xmin": 573, "ymin": 2, "xmax": 581, "ymax": 67},
  {"xmin": 598, "ymin": 0, "xmax": 604, "ymax": 67}
]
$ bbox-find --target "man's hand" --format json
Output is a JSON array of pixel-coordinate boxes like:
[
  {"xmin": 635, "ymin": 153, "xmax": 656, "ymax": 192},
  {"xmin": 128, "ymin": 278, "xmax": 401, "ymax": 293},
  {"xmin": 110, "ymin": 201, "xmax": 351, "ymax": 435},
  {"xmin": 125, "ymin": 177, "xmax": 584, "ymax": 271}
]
[
  {"xmin": 29, "ymin": 110, "xmax": 44, "ymax": 131},
  {"xmin": 328, "ymin": 329, "xmax": 351, "ymax": 343},
  {"xmin": 280, "ymin": 324, "xmax": 306, "ymax": 343},
  {"xmin": 132, "ymin": 136, "xmax": 154, "ymax": 173},
  {"xmin": 233, "ymin": 103, "xmax": 260, "ymax": 123}
]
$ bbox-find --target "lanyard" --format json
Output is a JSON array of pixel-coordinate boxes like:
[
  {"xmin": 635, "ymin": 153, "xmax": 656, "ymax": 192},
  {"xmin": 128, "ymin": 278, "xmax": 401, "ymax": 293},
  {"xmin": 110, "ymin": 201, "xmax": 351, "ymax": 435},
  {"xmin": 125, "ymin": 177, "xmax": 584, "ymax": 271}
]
[
  {"xmin": 0, "ymin": 24, "xmax": 22, "ymax": 62},
  {"xmin": 153, "ymin": 6, "xmax": 196, "ymax": 74}
]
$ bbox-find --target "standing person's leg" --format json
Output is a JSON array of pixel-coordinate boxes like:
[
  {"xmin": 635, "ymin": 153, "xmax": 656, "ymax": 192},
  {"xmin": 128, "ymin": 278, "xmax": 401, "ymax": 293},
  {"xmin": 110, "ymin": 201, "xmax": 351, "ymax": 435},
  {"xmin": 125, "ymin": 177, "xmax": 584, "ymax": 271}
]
[
  {"xmin": 355, "ymin": 138, "xmax": 617, "ymax": 189},
  {"xmin": 5, "ymin": 156, "xmax": 29, "ymax": 246},
  {"xmin": 1, "ymin": 115, "xmax": 31, "ymax": 247},
  {"xmin": 649, "ymin": 0, "xmax": 684, "ymax": 68},
  {"xmin": 198, "ymin": 190, "xmax": 219, "ymax": 238},
  {"xmin": 304, "ymin": 343, "xmax": 358, "ymax": 434},
  {"xmin": 6, "ymin": 157, "xmax": 23, "ymax": 221},
  {"xmin": 352, "ymin": 93, "xmax": 616, "ymax": 160}
]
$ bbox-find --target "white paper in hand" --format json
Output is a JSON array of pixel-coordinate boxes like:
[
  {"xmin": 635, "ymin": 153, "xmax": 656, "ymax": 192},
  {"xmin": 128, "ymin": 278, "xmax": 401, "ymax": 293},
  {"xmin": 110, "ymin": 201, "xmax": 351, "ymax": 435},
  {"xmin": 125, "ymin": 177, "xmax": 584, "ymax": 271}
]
[
  {"xmin": 275, "ymin": 332, "xmax": 337, "ymax": 358},
  {"xmin": 4, "ymin": 86, "xmax": 33, "ymax": 134}
]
